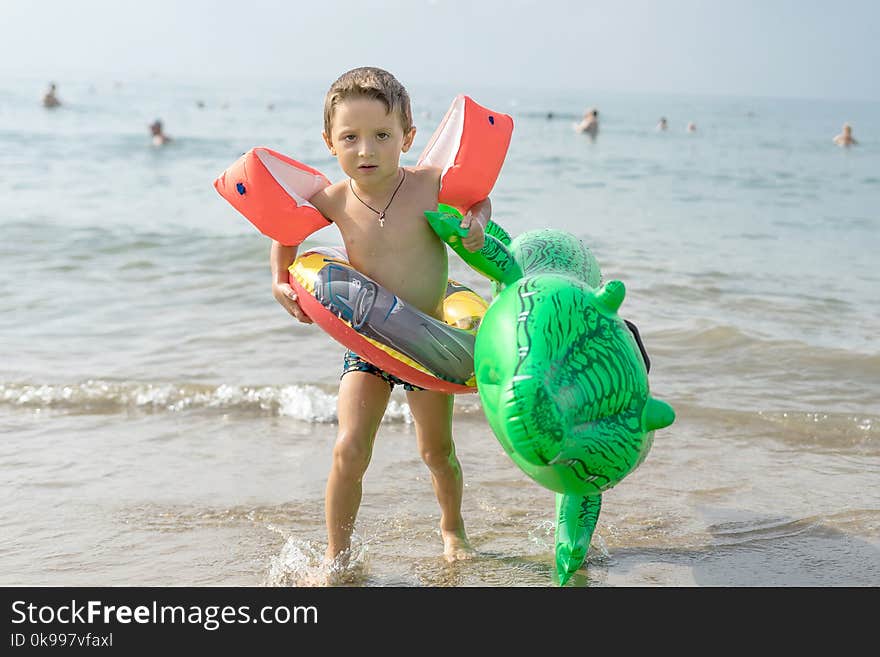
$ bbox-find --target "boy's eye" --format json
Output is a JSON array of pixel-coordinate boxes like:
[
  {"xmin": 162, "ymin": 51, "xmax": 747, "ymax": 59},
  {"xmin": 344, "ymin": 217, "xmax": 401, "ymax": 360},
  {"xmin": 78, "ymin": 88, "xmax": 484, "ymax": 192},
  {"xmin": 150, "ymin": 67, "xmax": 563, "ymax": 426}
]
[
  {"xmin": 341, "ymin": 134, "xmax": 356, "ymax": 142},
  {"xmin": 377, "ymin": 132, "xmax": 389, "ymax": 140}
]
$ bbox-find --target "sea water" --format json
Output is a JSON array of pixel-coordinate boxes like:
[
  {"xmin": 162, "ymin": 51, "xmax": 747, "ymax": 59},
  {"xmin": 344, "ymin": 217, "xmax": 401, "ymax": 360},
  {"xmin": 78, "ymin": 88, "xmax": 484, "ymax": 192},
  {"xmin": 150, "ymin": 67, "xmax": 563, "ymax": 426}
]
[{"xmin": 1, "ymin": 74, "xmax": 878, "ymax": 586}]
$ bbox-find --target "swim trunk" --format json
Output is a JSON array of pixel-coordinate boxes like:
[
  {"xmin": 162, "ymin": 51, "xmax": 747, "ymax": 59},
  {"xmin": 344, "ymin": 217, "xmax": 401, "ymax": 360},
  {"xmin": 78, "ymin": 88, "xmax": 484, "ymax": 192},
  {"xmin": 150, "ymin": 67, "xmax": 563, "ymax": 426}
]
[{"xmin": 341, "ymin": 350, "xmax": 424, "ymax": 392}]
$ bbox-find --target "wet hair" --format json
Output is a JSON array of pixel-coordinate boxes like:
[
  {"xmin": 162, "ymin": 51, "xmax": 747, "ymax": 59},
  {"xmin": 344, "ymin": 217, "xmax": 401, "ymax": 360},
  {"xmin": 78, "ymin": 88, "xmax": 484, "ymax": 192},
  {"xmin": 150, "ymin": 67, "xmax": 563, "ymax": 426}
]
[{"xmin": 323, "ymin": 67, "xmax": 413, "ymax": 136}]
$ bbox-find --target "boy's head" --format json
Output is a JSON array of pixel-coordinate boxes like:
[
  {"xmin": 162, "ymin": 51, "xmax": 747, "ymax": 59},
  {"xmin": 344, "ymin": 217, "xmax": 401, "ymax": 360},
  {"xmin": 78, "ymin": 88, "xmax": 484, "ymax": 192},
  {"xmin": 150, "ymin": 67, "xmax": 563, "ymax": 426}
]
[{"xmin": 323, "ymin": 67, "xmax": 413, "ymax": 137}]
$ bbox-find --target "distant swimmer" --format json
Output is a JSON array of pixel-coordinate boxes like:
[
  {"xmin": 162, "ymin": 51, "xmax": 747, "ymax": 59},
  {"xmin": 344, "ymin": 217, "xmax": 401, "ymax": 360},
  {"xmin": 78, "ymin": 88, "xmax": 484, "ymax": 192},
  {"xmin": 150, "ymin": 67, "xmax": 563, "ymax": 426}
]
[
  {"xmin": 149, "ymin": 119, "xmax": 172, "ymax": 147},
  {"xmin": 42, "ymin": 82, "xmax": 61, "ymax": 108},
  {"xmin": 686, "ymin": 121, "xmax": 697, "ymax": 133},
  {"xmin": 656, "ymin": 116, "xmax": 668, "ymax": 131},
  {"xmin": 575, "ymin": 107, "xmax": 599, "ymax": 139},
  {"xmin": 833, "ymin": 122, "xmax": 858, "ymax": 147}
]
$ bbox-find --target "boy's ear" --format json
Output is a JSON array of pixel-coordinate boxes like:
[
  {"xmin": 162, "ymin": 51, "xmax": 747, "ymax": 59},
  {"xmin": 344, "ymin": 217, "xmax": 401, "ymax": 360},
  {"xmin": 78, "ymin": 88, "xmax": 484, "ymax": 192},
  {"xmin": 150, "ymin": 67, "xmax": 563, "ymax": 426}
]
[
  {"xmin": 322, "ymin": 131, "xmax": 336, "ymax": 155},
  {"xmin": 401, "ymin": 126, "xmax": 416, "ymax": 153}
]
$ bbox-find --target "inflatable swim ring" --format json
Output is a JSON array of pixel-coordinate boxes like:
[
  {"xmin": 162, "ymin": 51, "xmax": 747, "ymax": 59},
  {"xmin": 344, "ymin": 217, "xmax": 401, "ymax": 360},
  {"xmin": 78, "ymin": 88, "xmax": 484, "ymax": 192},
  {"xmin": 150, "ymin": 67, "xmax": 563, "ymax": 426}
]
[
  {"xmin": 290, "ymin": 247, "xmax": 488, "ymax": 393},
  {"xmin": 214, "ymin": 95, "xmax": 513, "ymax": 393}
]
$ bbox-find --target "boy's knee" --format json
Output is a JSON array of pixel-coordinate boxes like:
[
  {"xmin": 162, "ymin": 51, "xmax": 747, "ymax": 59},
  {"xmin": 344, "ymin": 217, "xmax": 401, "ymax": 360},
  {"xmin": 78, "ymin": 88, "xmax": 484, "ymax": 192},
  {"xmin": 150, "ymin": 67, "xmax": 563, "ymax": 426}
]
[
  {"xmin": 332, "ymin": 431, "xmax": 372, "ymax": 478},
  {"xmin": 419, "ymin": 443, "xmax": 455, "ymax": 472}
]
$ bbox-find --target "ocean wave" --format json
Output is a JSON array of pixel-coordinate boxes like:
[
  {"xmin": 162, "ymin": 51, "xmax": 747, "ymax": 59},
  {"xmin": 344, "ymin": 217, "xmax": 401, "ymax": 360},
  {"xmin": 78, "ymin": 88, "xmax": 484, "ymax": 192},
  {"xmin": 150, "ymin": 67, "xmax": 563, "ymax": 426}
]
[
  {"xmin": 653, "ymin": 323, "xmax": 880, "ymax": 372},
  {"xmin": 649, "ymin": 322, "xmax": 880, "ymax": 413},
  {"xmin": 0, "ymin": 380, "xmax": 336, "ymax": 419},
  {"xmin": 0, "ymin": 380, "xmax": 486, "ymax": 423},
  {"xmin": 669, "ymin": 401, "xmax": 878, "ymax": 455}
]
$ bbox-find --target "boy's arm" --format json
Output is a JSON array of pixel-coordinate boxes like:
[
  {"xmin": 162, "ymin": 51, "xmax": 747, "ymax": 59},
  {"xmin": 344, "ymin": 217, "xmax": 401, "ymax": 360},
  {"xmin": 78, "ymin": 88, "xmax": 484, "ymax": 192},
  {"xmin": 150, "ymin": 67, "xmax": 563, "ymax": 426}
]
[
  {"xmin": 459, "ymin": 197, "xmax": 492, "ymax": 253},
  {"xmin": 271, "ymin": 240, "xmax": 313, "ymax": 324}
]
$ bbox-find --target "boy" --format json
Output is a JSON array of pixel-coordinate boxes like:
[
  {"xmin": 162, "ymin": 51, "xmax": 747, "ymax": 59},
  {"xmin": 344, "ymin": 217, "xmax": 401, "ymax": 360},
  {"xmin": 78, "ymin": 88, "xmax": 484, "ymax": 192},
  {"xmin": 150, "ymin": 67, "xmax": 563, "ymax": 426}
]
[{"xmin": 270, "ymin": 67, "xmax": 490, "ymax": 570}]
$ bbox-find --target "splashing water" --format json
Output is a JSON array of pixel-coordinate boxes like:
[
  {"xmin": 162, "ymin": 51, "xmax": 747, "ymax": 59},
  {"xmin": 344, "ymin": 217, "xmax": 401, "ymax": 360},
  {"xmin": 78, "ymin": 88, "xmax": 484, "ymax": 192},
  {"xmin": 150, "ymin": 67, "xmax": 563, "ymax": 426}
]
[{"xmin": 264, "ymin": 536, "xmax": 370, "ymax": 587}]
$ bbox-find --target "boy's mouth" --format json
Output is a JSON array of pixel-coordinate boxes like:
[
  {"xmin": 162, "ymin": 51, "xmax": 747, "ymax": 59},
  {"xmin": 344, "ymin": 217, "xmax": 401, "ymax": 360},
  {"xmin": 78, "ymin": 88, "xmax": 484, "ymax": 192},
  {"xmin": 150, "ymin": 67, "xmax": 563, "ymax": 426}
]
[{"xmin": 358, "ymin": 164, "xmax": 378, "ymax": 170}]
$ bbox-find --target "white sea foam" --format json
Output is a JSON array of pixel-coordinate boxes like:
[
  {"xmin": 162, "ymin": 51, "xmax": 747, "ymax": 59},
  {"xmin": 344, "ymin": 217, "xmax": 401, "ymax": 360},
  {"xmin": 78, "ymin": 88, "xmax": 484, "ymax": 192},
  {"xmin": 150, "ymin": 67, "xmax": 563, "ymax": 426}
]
[{"xmin": 264, "ymin": 536, "xmax": 370, "ymax": 587}]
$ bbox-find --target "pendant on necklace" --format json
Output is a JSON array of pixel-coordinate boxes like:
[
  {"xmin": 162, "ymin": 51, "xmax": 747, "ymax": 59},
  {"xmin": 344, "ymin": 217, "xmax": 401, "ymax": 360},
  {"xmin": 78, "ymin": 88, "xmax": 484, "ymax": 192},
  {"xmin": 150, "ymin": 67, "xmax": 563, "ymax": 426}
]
[{"xmin": 349, "ymin": 169, "xmax": 405, "ymax": 229}]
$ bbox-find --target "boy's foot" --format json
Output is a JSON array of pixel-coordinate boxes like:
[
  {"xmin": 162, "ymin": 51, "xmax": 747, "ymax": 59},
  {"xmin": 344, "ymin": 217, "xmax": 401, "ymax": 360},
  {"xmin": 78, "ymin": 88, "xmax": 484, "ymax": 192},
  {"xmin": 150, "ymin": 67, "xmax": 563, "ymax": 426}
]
[
  {"xmin": 321, "ymin": 547, "xmax": 349, "ymax": 585},
  {"xmin": 324, "ymin": 547, "xmax": 350, "ymax": 569},
  {"xmin": 442, "ymin": 529, "xmax": 476, "ymax": 562},
  {"xmin": 321, "ymin": 546, "xmax": 369, "ymax": 585}
]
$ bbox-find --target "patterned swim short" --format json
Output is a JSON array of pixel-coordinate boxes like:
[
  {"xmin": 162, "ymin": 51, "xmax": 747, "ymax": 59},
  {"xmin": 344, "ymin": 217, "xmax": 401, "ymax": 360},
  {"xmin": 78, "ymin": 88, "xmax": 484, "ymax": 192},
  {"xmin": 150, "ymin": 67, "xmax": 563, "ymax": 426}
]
[{"xmin": 341, "ymin": 350, "xmax": 424, "ymax": 392}]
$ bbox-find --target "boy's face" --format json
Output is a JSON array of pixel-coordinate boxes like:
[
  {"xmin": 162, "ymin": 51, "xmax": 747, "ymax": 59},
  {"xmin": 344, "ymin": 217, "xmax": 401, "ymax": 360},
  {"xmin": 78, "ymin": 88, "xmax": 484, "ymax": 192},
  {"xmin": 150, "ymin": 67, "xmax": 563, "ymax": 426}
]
[{"xmin": 323, "ymin": 97, "xmax": 416, "ymax": 183}]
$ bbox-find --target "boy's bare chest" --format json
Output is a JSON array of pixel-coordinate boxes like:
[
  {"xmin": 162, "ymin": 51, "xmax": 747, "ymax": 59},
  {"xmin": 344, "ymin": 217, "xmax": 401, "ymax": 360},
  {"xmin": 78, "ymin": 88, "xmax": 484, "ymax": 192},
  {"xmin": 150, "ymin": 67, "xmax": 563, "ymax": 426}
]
[
  {"xmin": 342, "ymin": 205, "xmax": 440, "ymax": 268},
  {"xmin": 337, "ymin": 202, "xmax": 448, "ymax": 315},
  {"xmin": 337, "ymin": 184, "xmax": 438, "ymax": 258}
]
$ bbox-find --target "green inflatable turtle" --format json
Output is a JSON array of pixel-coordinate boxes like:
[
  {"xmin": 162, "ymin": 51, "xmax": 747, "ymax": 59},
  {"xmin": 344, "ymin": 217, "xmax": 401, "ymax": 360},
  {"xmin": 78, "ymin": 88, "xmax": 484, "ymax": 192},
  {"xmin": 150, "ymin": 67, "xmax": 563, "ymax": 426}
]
[{"xmin": 426, "ymin": 205, "xmax": 676, "ymax": 585}]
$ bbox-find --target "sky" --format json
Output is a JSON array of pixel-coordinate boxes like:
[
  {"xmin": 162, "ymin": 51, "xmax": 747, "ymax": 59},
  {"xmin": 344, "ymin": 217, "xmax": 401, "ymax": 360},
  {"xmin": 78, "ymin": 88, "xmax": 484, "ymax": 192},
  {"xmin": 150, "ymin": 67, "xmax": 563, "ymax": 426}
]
[{"xmin": 2, "ymin": 0, "xmax": 878, "ymax": 101}]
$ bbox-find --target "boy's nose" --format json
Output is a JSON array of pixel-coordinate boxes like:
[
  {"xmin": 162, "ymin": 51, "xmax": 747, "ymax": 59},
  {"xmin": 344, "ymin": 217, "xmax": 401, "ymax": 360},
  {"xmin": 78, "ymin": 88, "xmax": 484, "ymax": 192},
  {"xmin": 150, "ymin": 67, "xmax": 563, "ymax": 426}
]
[{"xmin": 358, "ymin": 139, "xmax": 374, "ymax": 157}]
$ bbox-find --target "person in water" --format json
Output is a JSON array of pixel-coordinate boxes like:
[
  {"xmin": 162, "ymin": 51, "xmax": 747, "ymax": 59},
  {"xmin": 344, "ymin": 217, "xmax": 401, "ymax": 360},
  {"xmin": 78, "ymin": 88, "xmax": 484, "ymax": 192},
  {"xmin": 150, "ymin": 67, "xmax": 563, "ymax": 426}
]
[
  {"xmin": 833, "ymin": 122, "xmax": 858, "ymax": 147},
  {"xmin": 270, "ymin": 67, "xmax": 489, "ymax": 574},
  {"xmin": 149, "ymin": 119, "xmax": 172, "ymax": 146},
  {"xmin": 42, "ymin": 82, "xmax": 61, "ymax": 108},
  {"xmin": 575, "ymin": 107, "xmax": 599, "ymax": 139}
]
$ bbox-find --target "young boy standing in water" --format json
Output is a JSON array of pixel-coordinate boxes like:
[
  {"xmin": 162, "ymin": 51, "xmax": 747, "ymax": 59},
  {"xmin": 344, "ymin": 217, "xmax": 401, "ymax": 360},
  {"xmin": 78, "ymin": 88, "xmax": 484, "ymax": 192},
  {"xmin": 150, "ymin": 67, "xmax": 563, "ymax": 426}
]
[{"xmin": 271, "ymin": 67, "xmax": 490, "ymax": 569}]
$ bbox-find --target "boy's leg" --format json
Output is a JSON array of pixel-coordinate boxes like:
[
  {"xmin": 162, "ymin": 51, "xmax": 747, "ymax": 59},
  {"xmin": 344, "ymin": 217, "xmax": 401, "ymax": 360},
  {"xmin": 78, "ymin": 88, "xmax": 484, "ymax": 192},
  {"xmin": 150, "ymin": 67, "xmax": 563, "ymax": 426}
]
[
  {"xmin": 326, "ymin": 371, "xmax": 391, "ymax": 563},
  {"xmin": 405, "ymin": 388, "xmax": 475, "ymax": 561}
]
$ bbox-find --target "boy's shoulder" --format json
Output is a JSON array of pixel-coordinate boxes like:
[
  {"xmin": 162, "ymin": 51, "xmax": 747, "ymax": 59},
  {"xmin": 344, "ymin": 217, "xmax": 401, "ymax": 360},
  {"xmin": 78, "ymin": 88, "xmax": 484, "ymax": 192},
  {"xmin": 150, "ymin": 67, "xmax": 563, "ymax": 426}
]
[
  {"xmin": 404, "ymin": 164, "xmax": 442, "ymax": 191},
  {"xmin": 309, "ymin": 179, "xmax": 346, "ymax": 218}
]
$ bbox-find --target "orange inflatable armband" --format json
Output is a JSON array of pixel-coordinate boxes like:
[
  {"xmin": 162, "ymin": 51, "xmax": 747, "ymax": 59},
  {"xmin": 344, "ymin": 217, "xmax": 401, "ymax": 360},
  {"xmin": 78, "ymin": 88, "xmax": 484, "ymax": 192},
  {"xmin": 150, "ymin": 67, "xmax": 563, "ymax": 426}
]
[
  {"xmin": 214, "ymin": 147, "xmax": 331, "ymax": 246},
  {"xmin": 419, "ymin": 94, "xmax": 513, "ymax": 213}
]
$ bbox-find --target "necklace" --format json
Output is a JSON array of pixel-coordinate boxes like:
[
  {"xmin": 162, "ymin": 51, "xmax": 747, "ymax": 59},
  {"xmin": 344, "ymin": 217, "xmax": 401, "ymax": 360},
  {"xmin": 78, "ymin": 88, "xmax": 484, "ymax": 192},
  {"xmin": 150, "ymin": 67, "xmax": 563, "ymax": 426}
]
[{"xmin": 349, "ymin": 169, "xmax": 406, "ymax": 227}]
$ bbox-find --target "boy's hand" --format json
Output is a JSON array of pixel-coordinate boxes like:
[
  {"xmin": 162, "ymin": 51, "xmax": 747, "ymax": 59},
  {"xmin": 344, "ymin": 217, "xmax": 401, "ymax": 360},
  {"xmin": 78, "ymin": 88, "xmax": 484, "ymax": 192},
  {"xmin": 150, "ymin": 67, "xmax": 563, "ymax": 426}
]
[
  {"xmin": 459, "ymin": 210, "xmax": 486, "ymax": 252},
  {"xmin": 273, "ymin": 282, "xmax": 313, "ymax": 324}
]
